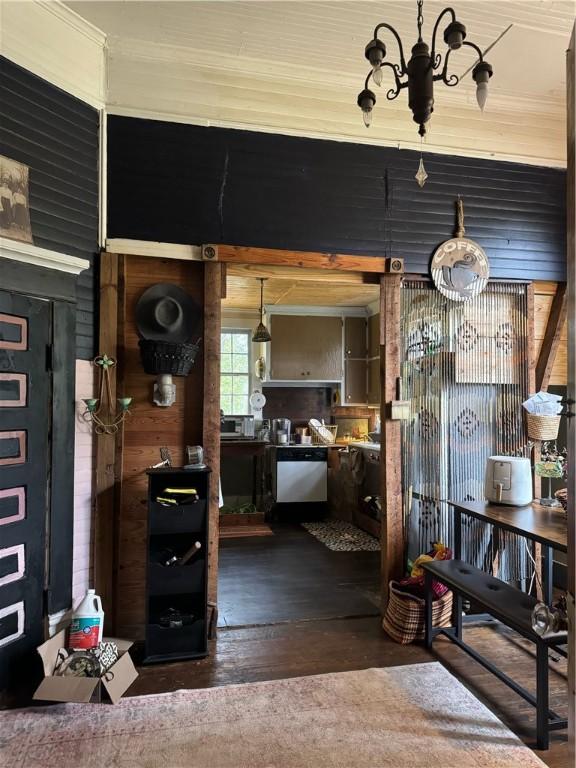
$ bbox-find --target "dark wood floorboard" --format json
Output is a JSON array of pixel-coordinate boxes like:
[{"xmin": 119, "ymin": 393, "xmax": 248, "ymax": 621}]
[
  {"xmin": 129, "ymin": 524, "xmax": 569, "ymax": 768},
  {"xmin": 217, "ymin": 523, "xmax": 380, "ymax": 627}
]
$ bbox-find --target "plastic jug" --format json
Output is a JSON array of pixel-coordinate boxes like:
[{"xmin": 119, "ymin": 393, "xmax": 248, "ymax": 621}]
[{"xmin": 68, "ymin": 589, "xmax": 104, "ymax": 649}]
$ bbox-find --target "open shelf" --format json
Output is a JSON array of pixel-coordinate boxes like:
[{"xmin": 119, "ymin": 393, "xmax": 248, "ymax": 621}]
[{"xmin": 144, "ymin": 468, "xmax": 210, "ymax": 663}]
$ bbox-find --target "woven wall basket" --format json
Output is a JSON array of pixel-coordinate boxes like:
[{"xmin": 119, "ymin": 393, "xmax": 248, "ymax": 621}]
[
  {"xmin": 139, "ymin": 339, "xmax": 200, "ymax": 376},
  {"xmin": 526, "ymin": 413, "xmax": 561, "ymax": 441},
  {"xmin": 382, "ymin": 582, "xmax": 453, "ymax": 645}
]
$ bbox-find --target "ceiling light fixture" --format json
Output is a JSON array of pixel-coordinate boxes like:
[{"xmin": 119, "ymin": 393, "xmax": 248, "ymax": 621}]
[
  {"xmin": 252, "ymin": 278, "xmax": 272, "ymax": 343},
  {"xmin": 358, "ymin": 1, "xmax": 493, "ymax": 183}
]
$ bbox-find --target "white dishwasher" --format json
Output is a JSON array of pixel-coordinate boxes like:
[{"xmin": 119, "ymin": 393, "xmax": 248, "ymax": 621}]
[{"xmin": 271, "ymin": 446, "xmax": 328, "ymax": 503}]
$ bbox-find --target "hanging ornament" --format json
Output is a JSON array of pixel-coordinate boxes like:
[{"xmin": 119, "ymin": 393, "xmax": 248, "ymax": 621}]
[
  {"xmin": 430, "ymin": 197, "xmax": 489, "ymax": 301},
  {"xmin": 415, "ymin": 157, "xmax": 428, "ymax": 188},
  {"xmin": 416, "ymin": 134, "xmax": 428, "ymax": 188}
]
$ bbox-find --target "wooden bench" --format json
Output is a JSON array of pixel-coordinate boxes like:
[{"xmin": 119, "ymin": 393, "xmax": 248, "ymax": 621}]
[{"xmin": 422, "ymin": 558, "xmax": 568, "ymax": 750}]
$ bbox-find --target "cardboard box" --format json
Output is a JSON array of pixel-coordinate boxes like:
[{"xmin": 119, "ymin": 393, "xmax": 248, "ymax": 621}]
[{"xmin": 33, "ymin": 629, "xmax": 139, "ymax": 704}]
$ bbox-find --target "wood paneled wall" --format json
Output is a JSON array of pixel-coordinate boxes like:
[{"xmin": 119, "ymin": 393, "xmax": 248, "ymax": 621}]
[
  {"xmin": 115, "ymin": 256, "xmax": 205, "ymax": 639},
  {"xmin": 0, "ymin": 57, "xmax": 100, "ymax": 360},
  {"xmin": 534, "ymin": 282, "xmax": 568, "ymax": 386},
  {"xmin": 107, "ymin": 116, "xmax": 567, "ymax": 282}
]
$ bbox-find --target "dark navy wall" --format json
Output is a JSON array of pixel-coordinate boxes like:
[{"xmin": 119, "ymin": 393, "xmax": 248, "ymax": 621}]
[
  {"xmin": 0, "ymin": 57, "xmax": 99, "ymax": 359},
  {"xmin": 107, "ymin": 115, "xmax": 566, "ymax": 281}
]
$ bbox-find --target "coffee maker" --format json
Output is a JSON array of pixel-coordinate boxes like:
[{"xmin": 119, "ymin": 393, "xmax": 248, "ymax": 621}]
[{"xmin": 272, "ymin": 418, "xmax": 291, "ymax": 445}]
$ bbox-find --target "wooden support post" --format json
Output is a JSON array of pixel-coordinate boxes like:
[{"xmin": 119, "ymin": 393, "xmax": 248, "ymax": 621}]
[
  {"xmin": 112, "ymin": 255, "xmax": 126, "ymax": 633},
  {"xmin": 93, "ymin": 252, "xmax": 119, "ymax": 620},
  {"xmin": 203, "ymin": 262, "xmax": 223, "ymax": 603},
  {"xmin": 527, "ymin": 282, "xmax": 543, "ymax": 599},
  {"xmin": 565, "ymin": 24, "xmax": 575, "ymax": 764},
  {"xmin": 380, "ymin": 272, "xmax": 403, "ymax": 611},
  {"xmin": 536, "ymin": 282, "xmax": 567, "ymax": 392}
]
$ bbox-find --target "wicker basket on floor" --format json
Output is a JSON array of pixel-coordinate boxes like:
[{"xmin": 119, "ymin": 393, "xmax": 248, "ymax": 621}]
[
  {"xmin": 382, "ymin": 581, "xmax": 453, "ymax": 645},
  {"xmin": 526, "ymin": 413, "xmax": 561, "ymax": 441}
]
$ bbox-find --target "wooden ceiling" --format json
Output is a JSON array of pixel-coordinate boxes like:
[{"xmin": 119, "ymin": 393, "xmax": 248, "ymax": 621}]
[
  {"xmin": 68, "ymin": 1, "xmax": 575, "ymax": 166},
  {"xmin": 222, "ymin": 264, "xmax": 379, "ymax": 310}
]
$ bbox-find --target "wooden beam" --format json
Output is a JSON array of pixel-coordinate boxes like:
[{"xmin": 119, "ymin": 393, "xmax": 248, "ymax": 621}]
[
  {"xmin": 220, "ymin": 263, "xmax": 227, "ymax": 299},
  {"xmin": 203, "ymin": 262, "xmax": 223, "ymax": 603},
  {"xmin": 536, "ymin": 282, "xmax": 567, "ymax": 391},
  {"xmin": 106, "ymin": 239, "xmax": 202, "ymax": 260},
  {"xmin": 379, "ymin": 272, "xmax": 403, "ymax": 611},
  {"xmin": 226, "ymin": 263, "xmax": 380, "ymax": 284},
  {"xmin": 203, "ymin": 244, "xmax": 404, "ymax": 275},
  {"xmin": 93, "ymin": 252, "xmax": 119, "ymax": 620},
  {"xmin": 565, "ymin": 23, "xmax": 575, "ymax": 765}
]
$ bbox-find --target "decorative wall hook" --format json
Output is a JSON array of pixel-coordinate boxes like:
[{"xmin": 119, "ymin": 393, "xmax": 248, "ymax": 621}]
[{"xmin": 82, "ymin": 354, "xmax": 132, "ymax": 435}]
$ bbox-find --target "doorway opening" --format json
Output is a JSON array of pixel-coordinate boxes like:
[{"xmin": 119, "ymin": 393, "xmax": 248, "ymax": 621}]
[{"xmin": 217, "ymin": 264, "xmax": 382, "ymax": 629}]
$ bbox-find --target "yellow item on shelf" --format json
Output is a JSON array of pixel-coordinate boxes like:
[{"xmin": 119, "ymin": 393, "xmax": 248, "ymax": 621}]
[{"xmin": 162, "ymin": 487, "xmax": 198, "ymax": 495}]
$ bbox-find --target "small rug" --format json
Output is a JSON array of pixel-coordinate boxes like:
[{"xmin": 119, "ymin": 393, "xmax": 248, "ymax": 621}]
[
  {"xmin": 219, "ymin": 523, "xmax": 274, "ymax": 539},
  {"xmin": 0, "ymin": 663, "xmax": 546, "ymax": 768},
  {"xmin": 302, "ymin": 519, "xmax": 380, "ymax": 551}
]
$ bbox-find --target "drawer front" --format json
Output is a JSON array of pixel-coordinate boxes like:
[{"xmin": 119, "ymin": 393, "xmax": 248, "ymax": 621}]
[
  {"xmin": 148, "ymin": 559, "xmax": 205, "ymax": 596},
  {"xmin": 146, "ymin": 619, "xmax": 207, "ymax": 657},
  {"xmin": 149, "ymin": 500, "xmax": 206, "ymax": 534}
]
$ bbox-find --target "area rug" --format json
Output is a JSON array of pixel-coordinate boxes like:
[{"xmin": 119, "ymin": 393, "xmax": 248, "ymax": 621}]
[
  {"xmin": 302, "ymin": 519, "xmax": 380, "ymax": 551},
  {"xmin": 0, "ymin": 663, "xmax": 546, "ymax": 768}
]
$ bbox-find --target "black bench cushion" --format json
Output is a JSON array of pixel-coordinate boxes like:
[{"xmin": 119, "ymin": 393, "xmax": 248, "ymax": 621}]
[{"xmin": 421, "ymin": 559, "xmax": 567, "ymax": 644}]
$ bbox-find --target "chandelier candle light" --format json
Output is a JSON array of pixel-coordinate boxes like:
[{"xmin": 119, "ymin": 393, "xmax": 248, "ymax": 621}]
[
  {"xmin": 358, "ymin": 0, "xmax": 493, "ymax": 183},
  {"xmin": 82, "ymin": 354, "xmax": 132, "ymax": 435}
]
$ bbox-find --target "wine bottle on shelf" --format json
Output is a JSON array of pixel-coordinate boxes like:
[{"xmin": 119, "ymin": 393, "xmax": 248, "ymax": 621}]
[
  {"xmin": 179, "ymin": 541, "xmax": 202, "ymax": 565},
  {"xmin": 157, "ymin": 541, "xmax": 202, "ymax": 567}
]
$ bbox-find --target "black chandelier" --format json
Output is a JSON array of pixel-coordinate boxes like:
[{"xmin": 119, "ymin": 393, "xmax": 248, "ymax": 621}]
[{"xmin": 357, "ymin": 0, "xmax": 493, "ymax": 136}]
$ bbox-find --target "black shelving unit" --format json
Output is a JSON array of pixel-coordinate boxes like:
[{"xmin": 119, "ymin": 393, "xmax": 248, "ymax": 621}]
[{"xmin": 143, "ymin": 467, "xmax": 211, "ymax": 664}]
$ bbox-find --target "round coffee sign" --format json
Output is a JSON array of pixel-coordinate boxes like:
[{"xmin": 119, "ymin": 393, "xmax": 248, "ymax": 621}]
[{"xmin": 431, "ymin": 200, "xmax": 489, "ymax": 301}]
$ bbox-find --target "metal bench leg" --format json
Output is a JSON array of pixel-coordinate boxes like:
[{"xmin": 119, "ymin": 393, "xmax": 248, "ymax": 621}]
[
  {"xmin": 424, "ymin": 570, "xmax": 433, "ymax": 650},
  {"xmin": 453, "ymin": 590, "xmax": 462, "ymax": 641},
  {"xmin": 536, "ymin": 641, "xmax": 549, "ymax": 750}
]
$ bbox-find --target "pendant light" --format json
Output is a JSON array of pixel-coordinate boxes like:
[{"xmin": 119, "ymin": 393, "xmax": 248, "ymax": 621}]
[{"xmin": 252, "ymin": 278, "xmax": 271, "ymax": 343}]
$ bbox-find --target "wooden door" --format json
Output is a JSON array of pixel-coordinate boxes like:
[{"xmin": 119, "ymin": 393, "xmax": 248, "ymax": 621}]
[
  {"xmin": 269, "ymin": 315, "xmax": 343, "ymax": 380},
  {"xmin": 344, "ymin": 359, "xmax": 367, "ymax": 404},
  {"xmin": 367, "ymin": 313, "xmax": 380, "ymax": 404},
  {"xmin": 0, "ymin": 291, "xmax": 50, "ymax": 696},
  {"xmin": 368, "ymin": 313, "xmax": 380, "ymax": 359},
  {"xmin": 367, "ymin": 358, "xmax": 380, "ymax": 405},
  {"xmin": 344, "ymin": 317, "xmax": 366, "ymax": 358}
]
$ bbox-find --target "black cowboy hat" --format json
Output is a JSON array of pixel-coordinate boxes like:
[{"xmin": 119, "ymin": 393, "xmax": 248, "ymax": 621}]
[{"xmin": 135, "ymin": 283, "xmax": 200, "ymax": 343}]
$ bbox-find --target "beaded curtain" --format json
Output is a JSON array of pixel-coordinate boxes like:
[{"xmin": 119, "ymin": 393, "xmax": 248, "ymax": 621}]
[{"xmin": 400, "ymin": 281, "xmax": 532, "ymax": 585}]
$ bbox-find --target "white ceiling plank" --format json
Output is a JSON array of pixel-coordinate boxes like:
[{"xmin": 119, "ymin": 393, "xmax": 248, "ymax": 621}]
[{"xmin": 67, "ymin": 0, "xmax": 576, "ymax": 165}]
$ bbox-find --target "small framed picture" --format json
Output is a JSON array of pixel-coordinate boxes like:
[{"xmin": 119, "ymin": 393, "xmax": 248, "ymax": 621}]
[{"xmin": 0, "ymin": 155, "xmax": 33, "ymax": 244}]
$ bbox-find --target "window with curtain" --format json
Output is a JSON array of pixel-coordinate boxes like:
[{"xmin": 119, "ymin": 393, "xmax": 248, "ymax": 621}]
[{"xmin": 220, "ymin": 330, "xmax": 251, "ymax": 414}]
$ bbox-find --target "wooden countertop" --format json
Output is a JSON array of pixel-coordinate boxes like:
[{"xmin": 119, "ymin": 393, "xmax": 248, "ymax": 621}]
[{"xmin": 449, "ymin": 499, "xmax": 567, "ymax": 552}]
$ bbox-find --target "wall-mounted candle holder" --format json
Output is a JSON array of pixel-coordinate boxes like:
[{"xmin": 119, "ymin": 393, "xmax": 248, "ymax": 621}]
[{"xmin": 82, "ymin": 354, "xmax": 132, "ymax": 435}]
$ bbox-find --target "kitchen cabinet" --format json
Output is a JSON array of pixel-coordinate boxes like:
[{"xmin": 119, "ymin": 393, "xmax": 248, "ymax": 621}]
[
  {"xmin": 344, "ymin": 359, "xmax": 367, "ymax": 404},
  {"xmin": 367, "ymin": 313, "xmax": 380, "ymax": 404},
  {"xmin": 343, "ymin": 316, "xmax": 368, "ymax": 404},
  {"xmin": 269, "ymin": 314, "xmax": 342, "ymax": 380},
  {"xmin": 368, "ymin": 313, "xmax": 380, "ymax": 359},
  {"xmin": 344, "ymin": 317, "xmax": 367, "ymax": 358},
  {"xmin": 368, "ymin": 358, "xmax": 380, "ymax": 405}
]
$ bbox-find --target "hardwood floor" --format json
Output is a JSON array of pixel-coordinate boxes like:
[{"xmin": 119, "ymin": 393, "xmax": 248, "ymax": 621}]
[
  {"xmin": 217, "ymin": 523, "xmax": 380, "ymax": 627},
  {"xmin": 130, "ymin": 523, "xmax": 569, "ymax": 768}
]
